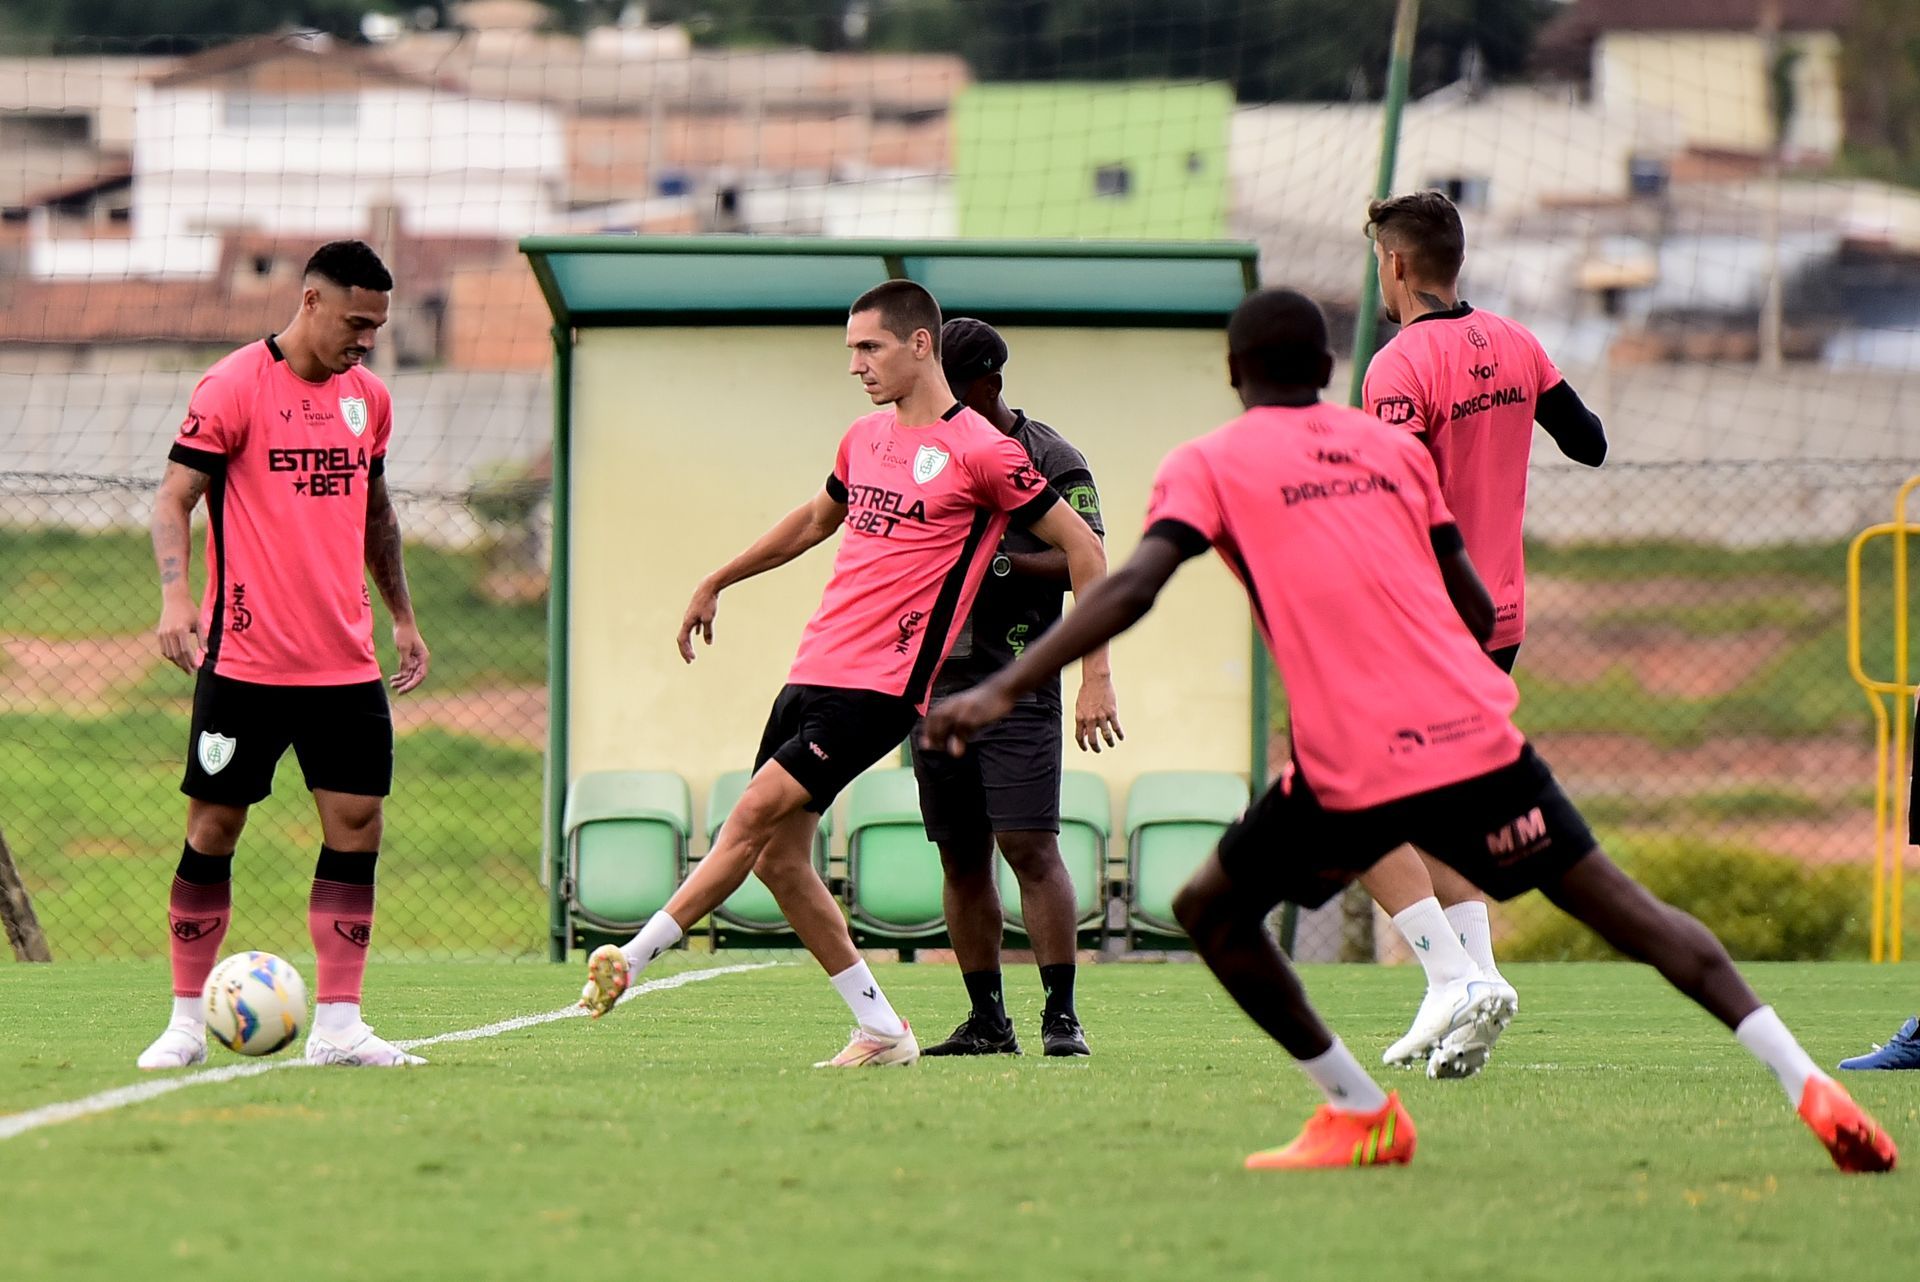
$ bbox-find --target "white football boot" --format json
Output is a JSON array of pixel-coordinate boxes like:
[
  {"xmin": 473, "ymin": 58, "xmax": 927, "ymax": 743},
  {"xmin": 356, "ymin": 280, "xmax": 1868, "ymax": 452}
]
[
  {"xmin": 304, "ymin": 1022, "xmax": 426, "ymax": 1067},
  {"xmin": 1382, "ymin": 975, "xmax": 1500, "ymax": 1068},
  {"xmin": 813, "ymin": 1022, "xmax": 920, "ymax": 1068},
  {"xmin": 577, "ymin": 944, "xmax": 631, "ymax": 1019},
  {"xmin": 1427, "ymin": 976, "xmax": 1520, "ymax": 1079},
  {"xmin": 136, "ymin": 1019, "xmax": 208, "ymax": 1071}
]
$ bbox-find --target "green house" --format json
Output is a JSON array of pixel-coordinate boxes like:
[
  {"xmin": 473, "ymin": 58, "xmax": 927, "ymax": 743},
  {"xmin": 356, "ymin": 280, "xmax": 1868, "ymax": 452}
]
[{"xmin": 954, "ymin": 82, "xmax": 1233, "ymax": 240}]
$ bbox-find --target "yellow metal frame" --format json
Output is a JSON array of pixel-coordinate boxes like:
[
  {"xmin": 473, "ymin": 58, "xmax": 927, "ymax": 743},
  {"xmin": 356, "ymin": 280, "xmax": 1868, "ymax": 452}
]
[{"xmin": 1845, "ymin": 474, "xmax": 1920, "ymax": 962}]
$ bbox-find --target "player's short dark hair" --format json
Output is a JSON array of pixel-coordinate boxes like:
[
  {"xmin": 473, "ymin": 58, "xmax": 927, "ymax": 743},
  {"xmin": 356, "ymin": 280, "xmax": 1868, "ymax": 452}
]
[
  {"xmin": 1366, "ymin": 190, "xmax": 1466, "ymax": 283},
  {"xmin": 303, "ymin": 240, "xmax": 393, "ymax": 293},
  {"xmin": 850, "ymin": 279, "xmax": 942, "ymax": 354},
  {"xmin": 1227, "ymin": 288, "xmax": 1331, "ymax": 385}
]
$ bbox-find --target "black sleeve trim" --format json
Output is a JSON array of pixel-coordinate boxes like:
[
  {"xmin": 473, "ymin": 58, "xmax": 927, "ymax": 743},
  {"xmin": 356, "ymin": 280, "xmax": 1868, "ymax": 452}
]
[
  {"xmin": 1535, "ymin": 381, "xmax": 1607, "ymax": 467},
  {"xmin": 368, "ymin": 455, "xmax": 386, "ymax": 481},
  {"xmin": 1049, "ymin": 465, "xmax": 1095, "ymax": 492},
  {"xmin": 1430, "ymin": 522, "xmax": 1465, "ymax": 557},
  {"xmin": 824, "ymin": 472, "xmax": 848, "ymax": 504},
  {"xmin": 1145, "ymin": 518, "xmax": 1212, "ymax": 561},
  {"xmin": 168, "ymin": 442, "xmax": 227, "ymax": 475},
  {"xmin": 1009, "ymin": 485, "xmax": 1059, "ymax": 528}
]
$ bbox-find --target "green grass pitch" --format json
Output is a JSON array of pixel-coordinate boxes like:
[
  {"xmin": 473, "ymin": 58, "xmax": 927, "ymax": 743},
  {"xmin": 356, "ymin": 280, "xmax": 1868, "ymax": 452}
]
[{"xmin": 2, "ymin": 960, "xmax": 1915, "ymax": 1282}]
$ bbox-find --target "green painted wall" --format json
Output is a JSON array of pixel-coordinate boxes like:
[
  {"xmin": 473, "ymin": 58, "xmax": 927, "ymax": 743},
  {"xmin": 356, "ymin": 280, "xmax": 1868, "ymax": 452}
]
[{"xmin": 955, "ymin": 83, "xmax": 1233, "ymax": 239}]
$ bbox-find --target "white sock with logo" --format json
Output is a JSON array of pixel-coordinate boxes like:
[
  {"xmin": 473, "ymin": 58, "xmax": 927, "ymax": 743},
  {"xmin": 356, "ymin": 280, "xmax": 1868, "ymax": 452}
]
[
  {"xmin": 1298, "ymin": 1038, "xmax": 1390, "ymax": 1115},
  {"xmin": 1444, "ymin": 900, "xmax": 1505, "ymax": 982},
  {"xmin": 1391, "ymin": 897, "xmax": 1478, "ymax": 988},
  {"xmin": 829, "ymin": 960, "xmax": 907, "ymax": 1038},
  {"xmin": 620, "ymin": 910, "xmax": 683, "ymax": 975},
  {"xmin": 1735, "ymin": 1005, "xmax": 1827, "ymax": 1107}
]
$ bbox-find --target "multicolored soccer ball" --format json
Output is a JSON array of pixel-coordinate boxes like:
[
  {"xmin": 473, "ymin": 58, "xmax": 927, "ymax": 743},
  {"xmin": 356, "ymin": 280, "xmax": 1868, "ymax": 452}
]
[{"xmin": 202, "ymin": 951, "xmax": 307, "ymax": 1056}]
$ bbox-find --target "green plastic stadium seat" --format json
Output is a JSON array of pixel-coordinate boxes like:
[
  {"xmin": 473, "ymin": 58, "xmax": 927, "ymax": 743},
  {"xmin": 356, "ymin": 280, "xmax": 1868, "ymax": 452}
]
[
  {"xmin": 704, "ymin": 768, "xmax": 831, "ymax": 932},
  {"xmin": 845, "ymin": 768, "xmax": 946, "ymax": 939},
  {"xmin": 998, "ymin": 769, "xmax": 1110, "ymax": 934},
  {"xmin": 1124, "ymin": 770, "xmax": 1249, "ymax": 943},
  {"xmin": 563, "ymin": 770, "xmax": 691, "ymax": 932}
]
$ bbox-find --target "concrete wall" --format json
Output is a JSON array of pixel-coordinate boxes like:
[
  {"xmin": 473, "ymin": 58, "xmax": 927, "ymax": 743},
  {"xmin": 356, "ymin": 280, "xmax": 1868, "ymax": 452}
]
[{"xmin": 565, "ymin": 324, "xmax": 1255, "ymax": 837}]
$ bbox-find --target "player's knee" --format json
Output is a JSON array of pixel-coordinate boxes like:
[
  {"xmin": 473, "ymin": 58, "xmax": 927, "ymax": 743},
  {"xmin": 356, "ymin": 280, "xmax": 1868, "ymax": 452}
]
[
  {"xmin": 1173, "ymin": 879, "xmax": 1223, "ymax": 941},
  {"xmin": 327, "ymin": 803, "xmax": 384, "ymax": 850},
  {"xmin": 186, "ymin": 802, "xmax": 246, "ymax": 853},
  {"xmin": 752, "ymin": 839, "xmax": 816, "ymax": 891},
  {"xmin": 995, "ymin": 831, "xmax": 1062, "ymax": 881},
  {"xmin": 936, "ymin": 834, "xmax": 995, "ymax": 882}
]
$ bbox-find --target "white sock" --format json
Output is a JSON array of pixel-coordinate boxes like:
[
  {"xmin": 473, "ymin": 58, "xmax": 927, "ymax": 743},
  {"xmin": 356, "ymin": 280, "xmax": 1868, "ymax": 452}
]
[
  {"xmin": 1298, "ymin": 1038, "xmax": 1391, "ymax": 1115},
  {"xmin": 1444, "ymin": 900, "xmax": 1504, "ymax": 981},
  {"xmin": 829, "ymin": 960, "xmax": 907, "ymax": 1037},
  {"xmin": 620, "ymin": 910, "xmax": 683, "ymax": 975},
  {"xmin": 1735, "ymin": 1005, "xmax": 1827, "ymax": 1107},
  {"xmin": 315, "ymin": 1001, "xmax": 361, "ymax": 1036},
  {"xmin": 1391, "ymin": 897, "xmax": 1478, "ymax": 988},
  {"xmin": 170, "ymin": 995, "xmax": 204, "ymax": 1028}
]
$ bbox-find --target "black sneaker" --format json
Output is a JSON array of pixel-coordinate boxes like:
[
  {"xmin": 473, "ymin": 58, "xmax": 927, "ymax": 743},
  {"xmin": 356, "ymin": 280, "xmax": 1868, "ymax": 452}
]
[
  {"xmin": 1041, "ymin": 1011, "xmax": 1090, "ymax": 1057},
  {"xmin": 920, "ymin": 1014, "xmax": 1021, "ymax": 1056}
]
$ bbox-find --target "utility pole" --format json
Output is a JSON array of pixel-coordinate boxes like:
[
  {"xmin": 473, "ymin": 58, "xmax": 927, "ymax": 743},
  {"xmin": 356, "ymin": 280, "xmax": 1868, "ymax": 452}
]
[{"xmin": 1759, "ymin": 0, "xmax": 1785, "ymax": 370}]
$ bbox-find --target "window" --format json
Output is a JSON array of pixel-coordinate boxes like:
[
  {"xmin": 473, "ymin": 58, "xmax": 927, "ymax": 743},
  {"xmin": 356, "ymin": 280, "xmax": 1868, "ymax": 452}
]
[
  {"xmin": 1426, "ymin": 175, "xmax": 1490, "ymax": 211},
  {"xmin": 1628, "ymin": 155, "xmax": 1670, "ymax": 198},
  {"xmin": 1093, "ymin": 164, "xmax": 1132, "ymax": 198},
  {"xmin": 0, "ymin": 112, "xmax": 92, "ymax": 146},
  {"xmin": 222, "ymin": 94, "xmax": 359, "ymax": 132}
]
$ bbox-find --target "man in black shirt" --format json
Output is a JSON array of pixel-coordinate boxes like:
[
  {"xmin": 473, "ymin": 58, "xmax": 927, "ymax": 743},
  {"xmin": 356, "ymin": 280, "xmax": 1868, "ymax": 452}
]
[{"xmin": 911, "ymin": 319, "xmax": 1121, "ymax": 1057}]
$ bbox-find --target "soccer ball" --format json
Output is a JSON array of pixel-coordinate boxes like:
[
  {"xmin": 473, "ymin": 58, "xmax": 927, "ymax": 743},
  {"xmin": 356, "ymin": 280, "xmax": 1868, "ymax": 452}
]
[{"xmin": 202, "ymin": 951, "xmax": 307, "ymax": 1057}]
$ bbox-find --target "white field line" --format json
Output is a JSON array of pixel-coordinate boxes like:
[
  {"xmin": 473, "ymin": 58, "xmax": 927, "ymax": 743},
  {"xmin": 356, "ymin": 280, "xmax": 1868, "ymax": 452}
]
[{"xmin": 0, "ymin": 961, "xmax": 778, "ymax": 1143}]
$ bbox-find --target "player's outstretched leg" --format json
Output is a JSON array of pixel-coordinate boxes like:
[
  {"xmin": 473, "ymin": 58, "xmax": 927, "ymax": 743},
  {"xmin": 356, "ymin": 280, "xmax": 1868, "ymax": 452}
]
[
  {"xmin": 137, "ymin": 833, "xmax": 236, "ymax": 1071},
  {"xmin": 1174, "ymin": 854, "xmax": 1414, "ymax": 1170},
  {"xmin": 579, "ymin": 764, "xmax": 916, "ymax": 1067},
  {"xmin": 1363, "ymin": 847, "xmax": 1514, "ymax": 1074},
  {"xmin": 1839, "ymin": 1016, "xmax": 1920, "ymax": 1071},
  {"xmin": 1540, "ymin": 849, "xmax": 1895, "ymax": 1173},
  {"xmin": 302, "ymin": 794, "xmax": 423, "ymax": 1068}
]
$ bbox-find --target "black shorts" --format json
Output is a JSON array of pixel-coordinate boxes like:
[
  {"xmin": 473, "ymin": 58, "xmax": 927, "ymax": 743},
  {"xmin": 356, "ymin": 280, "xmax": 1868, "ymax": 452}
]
[
  {"xmin": 754, "ymin": 684, "xmax": 920, "ymax": 813},
  {"xmin": 910, "ymin": 697, "xmax": 1062, "ymax": 842},
  {"xmin": 1217, "ymin": 744, "xmax": 1595, "ymax": 912},
  {"xmin": 1489, "ymin": 644, "xmax": 1520, "ymax": 674},
  {"xmin": 181, "ymin": 669, "xmax": 393, "ymax": 806}
]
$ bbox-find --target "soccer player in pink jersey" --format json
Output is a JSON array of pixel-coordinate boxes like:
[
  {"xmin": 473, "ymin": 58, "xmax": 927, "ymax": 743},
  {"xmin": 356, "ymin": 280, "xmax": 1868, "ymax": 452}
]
[
  {"xmin": 924, "ymin": 288, "xmax": 1895, "ymax": 1173},
  {"xmin": 576, "ymin": 280, "xmax": 1109, "ymax": 1068},
  {"xmin": 138, "ymin": 241, "xmax": 431, "ymax": 1071},
  {"xmin": 1355, "ymin": 190, "xmax": 1611, "ymax": 1077}
]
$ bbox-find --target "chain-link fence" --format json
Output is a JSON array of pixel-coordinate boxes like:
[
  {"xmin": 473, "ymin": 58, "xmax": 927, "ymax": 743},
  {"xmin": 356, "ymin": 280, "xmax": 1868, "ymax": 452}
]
[
  {"xmin": 2, "ymin": 465, "xmax": 553, "ymax": 961},
  {"xmin": 2, "ymin": 11, "xmax": 1919, "ymax": 965}
]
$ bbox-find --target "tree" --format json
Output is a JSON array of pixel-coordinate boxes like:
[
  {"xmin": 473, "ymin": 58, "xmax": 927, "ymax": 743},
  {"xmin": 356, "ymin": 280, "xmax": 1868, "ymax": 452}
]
[
  {"xmin": 0, "ymin": 0, "xmax": 392, "ymax": 47},
  {"xmin": 1841, "ymin": 0, "xmax": 1920, "ymax": 187}
]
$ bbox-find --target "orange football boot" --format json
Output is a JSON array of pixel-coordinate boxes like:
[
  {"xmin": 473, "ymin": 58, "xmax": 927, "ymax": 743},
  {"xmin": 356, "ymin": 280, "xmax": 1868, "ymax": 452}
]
[
  {"xmin": 1245, "ymin": 1091, "xmax": 1417, "ymax": 1170},
  {"xmin": 1798, "ymin": 1076, "xmax": 1898, "ymax": 1173}
]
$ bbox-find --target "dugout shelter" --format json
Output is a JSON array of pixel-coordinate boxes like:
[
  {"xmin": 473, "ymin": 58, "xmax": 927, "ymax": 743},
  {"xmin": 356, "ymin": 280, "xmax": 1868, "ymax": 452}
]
[{"xmin": 521, "ymin": 236, "xmax": 1264, "ymax": 960}]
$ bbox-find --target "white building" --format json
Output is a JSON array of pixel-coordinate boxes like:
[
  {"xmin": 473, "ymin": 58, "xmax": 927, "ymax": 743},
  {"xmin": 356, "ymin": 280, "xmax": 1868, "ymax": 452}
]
[
  {"xmin": 1231, "ymin": 85, "xmax": 1687, "ymax": 304},
  {"xmin": 29, "ymin": 33, "xmax": 566, "ymax": 278}
]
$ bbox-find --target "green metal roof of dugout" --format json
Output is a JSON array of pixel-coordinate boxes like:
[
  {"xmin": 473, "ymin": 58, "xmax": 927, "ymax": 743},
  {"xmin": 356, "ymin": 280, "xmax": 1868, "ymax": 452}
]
[{"xmin": 518, "ymin": 236, "xmax": 1260, "ymax": 329}]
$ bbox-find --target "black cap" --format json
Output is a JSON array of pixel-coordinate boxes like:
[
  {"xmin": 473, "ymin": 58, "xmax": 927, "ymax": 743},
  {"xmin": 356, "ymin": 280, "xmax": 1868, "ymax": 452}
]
[{"xmin": 941, "ymin": 317, "xmax": 1009, "ymax": 394}]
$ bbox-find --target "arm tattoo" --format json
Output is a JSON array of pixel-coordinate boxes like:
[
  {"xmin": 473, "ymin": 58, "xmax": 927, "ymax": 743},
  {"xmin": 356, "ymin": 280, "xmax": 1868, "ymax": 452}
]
[
  {"xmin": 364, "ymin": 477, "xmax": 415, "ymax": 618},
  {"xmin": 152, "ymin": 462, "xmax": 209, "ymax": 594}
]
